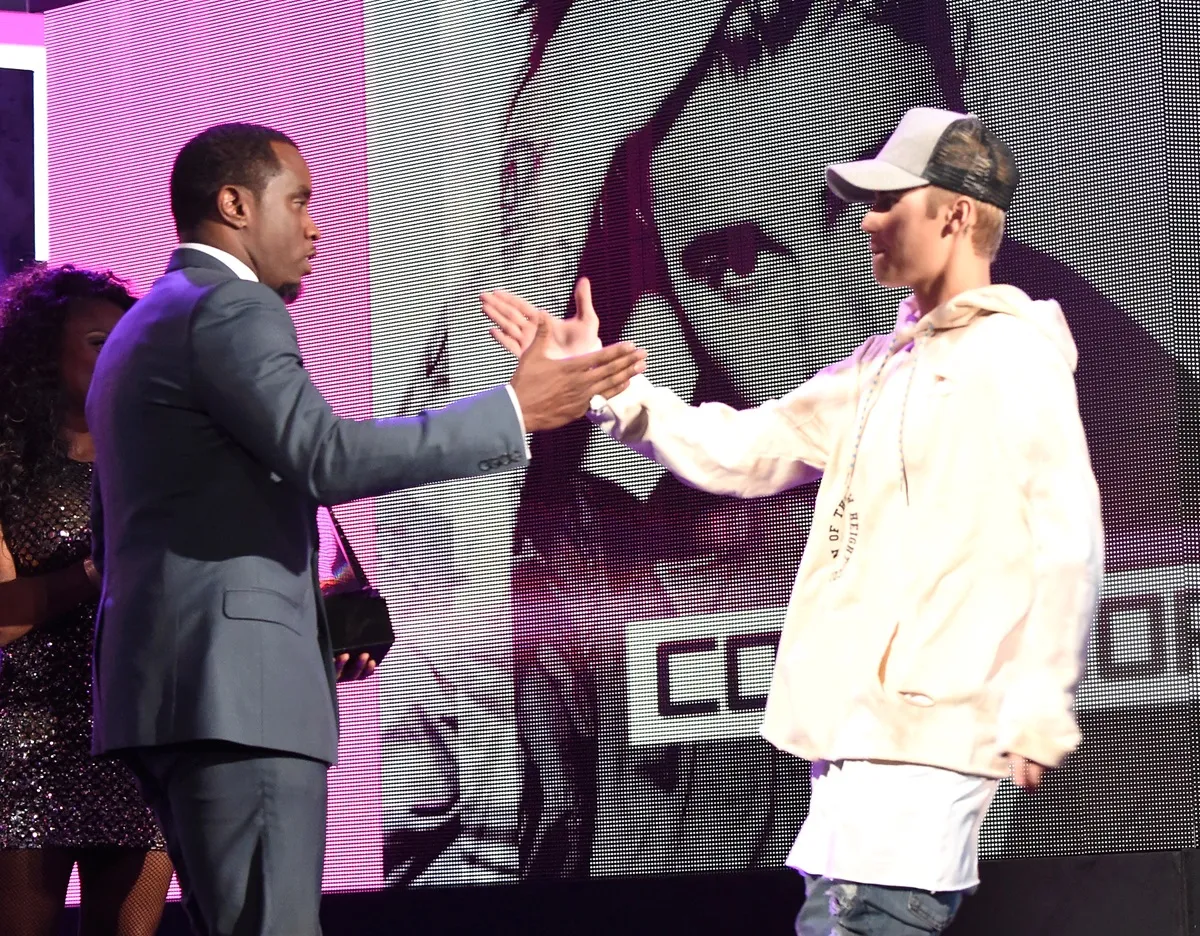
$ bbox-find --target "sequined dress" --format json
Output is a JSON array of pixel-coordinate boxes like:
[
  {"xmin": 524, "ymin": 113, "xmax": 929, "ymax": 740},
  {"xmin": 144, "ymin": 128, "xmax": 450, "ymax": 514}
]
[{"xmin": 0, "ymin": 455, "xmax": 164, "ymax": 849}]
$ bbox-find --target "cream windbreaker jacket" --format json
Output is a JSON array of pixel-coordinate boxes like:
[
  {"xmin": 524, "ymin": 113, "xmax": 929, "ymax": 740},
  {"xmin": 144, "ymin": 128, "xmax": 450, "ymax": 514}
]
[{"xmin": 590, "ymin": 285, "xmax": 1104, "ymax": 778}]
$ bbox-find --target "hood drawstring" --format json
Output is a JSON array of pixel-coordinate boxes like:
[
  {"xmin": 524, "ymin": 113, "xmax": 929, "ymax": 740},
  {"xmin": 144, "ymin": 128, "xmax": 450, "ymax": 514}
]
[
  {"xmin": 898, "ymin": 325, "xmax": 932, "ymax": 505},
  {"xmin": 830, "ymin": 316, "xmax": 933, "ymax": 578},
  {"xmin": 828, "ymin": 283, "xmax": 1073, "ymax": 577}
]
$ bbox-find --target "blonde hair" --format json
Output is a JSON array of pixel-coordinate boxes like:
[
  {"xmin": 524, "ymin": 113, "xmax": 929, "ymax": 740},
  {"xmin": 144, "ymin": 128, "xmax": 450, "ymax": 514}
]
[{"xmin": 924, "ymin": 186, "xmax": 1006, "ymax": 261}]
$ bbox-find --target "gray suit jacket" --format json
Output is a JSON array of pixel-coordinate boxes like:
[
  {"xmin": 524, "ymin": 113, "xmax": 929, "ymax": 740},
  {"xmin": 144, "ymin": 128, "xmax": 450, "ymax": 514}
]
[{"xmin": 86, "ymin": 248, "xmax": 527, "ymax": 764}]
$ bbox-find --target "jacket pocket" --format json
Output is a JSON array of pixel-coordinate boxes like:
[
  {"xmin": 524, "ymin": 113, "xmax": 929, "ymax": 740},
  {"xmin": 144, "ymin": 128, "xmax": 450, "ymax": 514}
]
[
  {"xmin": 885, "ymin": 638, "xmax": 998, "ymax": 707},
  {"xmin": 222, "ymin": 588, "xmax": 305, "ymax": 636}
]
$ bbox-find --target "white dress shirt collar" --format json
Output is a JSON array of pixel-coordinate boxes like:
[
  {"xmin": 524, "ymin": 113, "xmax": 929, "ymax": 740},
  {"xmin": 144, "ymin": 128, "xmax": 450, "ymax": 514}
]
[{"xmin": 177, "ymin": 242, "xmax": 259, "ymax": 283}]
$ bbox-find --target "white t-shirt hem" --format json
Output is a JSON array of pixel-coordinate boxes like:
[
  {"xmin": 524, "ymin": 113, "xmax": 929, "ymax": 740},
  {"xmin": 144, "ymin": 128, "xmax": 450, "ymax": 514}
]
[{"xmin": 786, "ymin": 758, "xmax": 998, "ymax": 894}]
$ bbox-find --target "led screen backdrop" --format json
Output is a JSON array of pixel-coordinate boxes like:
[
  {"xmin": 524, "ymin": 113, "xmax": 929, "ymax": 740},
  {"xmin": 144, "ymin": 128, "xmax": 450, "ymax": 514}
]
[
  {"xmin": 0, "ymin": 10, "xmax": 47, "ymax": 276},
  {"xmin": 41, "ymin": 0, "xmax": 1197, "ymax": 893}
]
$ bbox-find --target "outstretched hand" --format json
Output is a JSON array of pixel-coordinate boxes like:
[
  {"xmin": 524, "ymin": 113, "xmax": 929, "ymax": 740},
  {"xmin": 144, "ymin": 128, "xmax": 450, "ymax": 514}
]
[
  {"xmin": 482, "ymin": 278, "xmax": 603, "ymax": 360},
  {"xmin": 487, "ymin": 277, "xmax": 643, "ymax": 430},
  {"xmin": 508, "ymin": 314, "xmax": 645, "ymax": 431}
]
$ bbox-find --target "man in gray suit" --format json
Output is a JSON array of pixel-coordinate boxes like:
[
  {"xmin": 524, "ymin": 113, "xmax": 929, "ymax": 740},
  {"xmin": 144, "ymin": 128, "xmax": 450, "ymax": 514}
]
[{"xmin": 85, "ymin": 123, "xmax": 645, "ymax": 936}]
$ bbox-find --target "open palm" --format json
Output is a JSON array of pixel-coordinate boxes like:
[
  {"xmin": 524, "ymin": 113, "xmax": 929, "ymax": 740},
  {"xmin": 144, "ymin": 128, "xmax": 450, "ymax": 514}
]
[{"xmin": 482, "ymin": 277, "xmax": 602, "ymax": 360}]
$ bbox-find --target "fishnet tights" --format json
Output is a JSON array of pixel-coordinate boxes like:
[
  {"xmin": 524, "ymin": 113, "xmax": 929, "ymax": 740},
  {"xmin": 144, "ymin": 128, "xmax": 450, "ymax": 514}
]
[{"xmin": 0, "ymin": 847, "xmax": 173, "ymax": 936}]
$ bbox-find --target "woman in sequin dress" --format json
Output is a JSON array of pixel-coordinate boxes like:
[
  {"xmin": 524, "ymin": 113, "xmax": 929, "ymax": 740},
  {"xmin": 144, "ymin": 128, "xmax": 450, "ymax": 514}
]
[{"xmin": 0, "ymin": 265, "xmax": 172, "ymax": 936}]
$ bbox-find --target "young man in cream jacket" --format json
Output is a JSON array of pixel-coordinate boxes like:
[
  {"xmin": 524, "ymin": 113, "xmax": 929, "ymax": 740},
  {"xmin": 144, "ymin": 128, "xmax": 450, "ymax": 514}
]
[{"xmin": 483, "ymin": 107, "xmax": 1104, "ymax": 935}]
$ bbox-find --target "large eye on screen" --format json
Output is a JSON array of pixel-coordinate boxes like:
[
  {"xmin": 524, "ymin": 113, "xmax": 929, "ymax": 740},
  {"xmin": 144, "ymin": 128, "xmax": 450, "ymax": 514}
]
[{"xmin": 679, "ymin": 221, "xmax": 793, "ymax": 299}]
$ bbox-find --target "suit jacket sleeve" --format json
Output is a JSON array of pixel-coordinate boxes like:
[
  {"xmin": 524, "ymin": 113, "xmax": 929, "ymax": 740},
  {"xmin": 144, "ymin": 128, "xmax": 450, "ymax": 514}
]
[{"xmin": 188, "ymin": 279, "xmax": 528, "ymax": 505}]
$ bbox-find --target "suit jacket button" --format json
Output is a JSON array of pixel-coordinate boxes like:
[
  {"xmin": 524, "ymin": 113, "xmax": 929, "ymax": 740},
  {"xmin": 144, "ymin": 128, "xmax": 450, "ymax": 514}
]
[{"xmin": 479, "ymin": 460, "xmax": 489, "ymax": 471}]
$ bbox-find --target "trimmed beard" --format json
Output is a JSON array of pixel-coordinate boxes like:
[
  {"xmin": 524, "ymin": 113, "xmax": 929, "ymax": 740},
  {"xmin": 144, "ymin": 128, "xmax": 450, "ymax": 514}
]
[{"xmin": 276, "ymin": 281, "xmax": 302, "ymax": 305}]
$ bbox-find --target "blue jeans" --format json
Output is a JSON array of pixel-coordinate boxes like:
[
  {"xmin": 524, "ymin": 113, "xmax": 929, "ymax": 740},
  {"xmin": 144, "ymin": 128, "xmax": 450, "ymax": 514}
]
[{"xmin": 796, "ymin": 875, "xmax": 967, "ymax": 936}]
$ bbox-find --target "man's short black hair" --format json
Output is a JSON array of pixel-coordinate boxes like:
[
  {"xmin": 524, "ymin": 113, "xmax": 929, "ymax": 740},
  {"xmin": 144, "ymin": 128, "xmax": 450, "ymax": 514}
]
[{"xmin": 170, "ymin": 122, "xmax": 298, "ymax": 238}]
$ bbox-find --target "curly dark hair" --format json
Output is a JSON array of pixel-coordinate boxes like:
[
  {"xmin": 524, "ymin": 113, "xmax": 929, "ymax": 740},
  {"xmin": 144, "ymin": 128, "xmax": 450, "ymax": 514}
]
[{"xmin": 0, "ymin": 263, "xmax": 136, "ymax": 516}]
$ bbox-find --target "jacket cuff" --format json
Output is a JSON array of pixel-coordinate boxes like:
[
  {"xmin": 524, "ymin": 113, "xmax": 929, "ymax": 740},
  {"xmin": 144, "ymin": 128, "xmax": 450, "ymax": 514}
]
[
  {"xmin": 997, "ymin": 708, "xmax": 1081, "ymax": 769},
  {"xmin": 503, "ymin": 383, "xmax": 532, "ymax": 458},
  {"xmin": 587, "ymin": 374, "xmax": 651, "ymax": 435}
]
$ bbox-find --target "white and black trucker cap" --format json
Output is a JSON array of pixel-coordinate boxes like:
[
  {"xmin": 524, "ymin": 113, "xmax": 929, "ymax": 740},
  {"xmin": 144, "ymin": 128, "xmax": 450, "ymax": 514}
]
[{"xmin": 827, "ymin": 107, "xmax": 1018, "ymax": 211}]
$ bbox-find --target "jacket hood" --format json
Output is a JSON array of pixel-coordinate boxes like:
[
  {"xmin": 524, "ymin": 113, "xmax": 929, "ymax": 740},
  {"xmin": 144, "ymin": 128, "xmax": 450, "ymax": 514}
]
[{"xmin": 895, "ymin": 284, "xmax": 1078, "ymax": 372}]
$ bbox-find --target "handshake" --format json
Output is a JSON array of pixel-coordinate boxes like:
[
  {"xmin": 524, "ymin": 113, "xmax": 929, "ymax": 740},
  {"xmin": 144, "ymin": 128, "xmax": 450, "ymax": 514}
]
[{"xmin": 486, "ymin": 278, "xmax": 646, "ymax": 432}]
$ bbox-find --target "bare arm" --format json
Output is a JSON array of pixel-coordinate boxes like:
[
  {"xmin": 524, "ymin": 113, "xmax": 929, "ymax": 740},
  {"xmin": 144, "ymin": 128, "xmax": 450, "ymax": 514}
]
[{"xmin": 0, "ymin": 522, "xmax": 97, "ymax": 647}]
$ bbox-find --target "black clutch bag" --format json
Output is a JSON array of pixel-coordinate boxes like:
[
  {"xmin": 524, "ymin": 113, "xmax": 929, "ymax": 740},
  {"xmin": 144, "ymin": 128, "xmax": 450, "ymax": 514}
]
[{"xmin": 320, "ymin": 508, "xmax": 395, "ymax": 665}]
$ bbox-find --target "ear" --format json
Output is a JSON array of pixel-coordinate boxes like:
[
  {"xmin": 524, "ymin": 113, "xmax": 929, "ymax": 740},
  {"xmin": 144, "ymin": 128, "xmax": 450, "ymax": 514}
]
[
  {"xmin": 945, "ymin": 195, "xmax": 975, "ymax": 238},
  {"xmin": 214, "ymin": 184, "xmax": 252, "ymax": 229}
]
